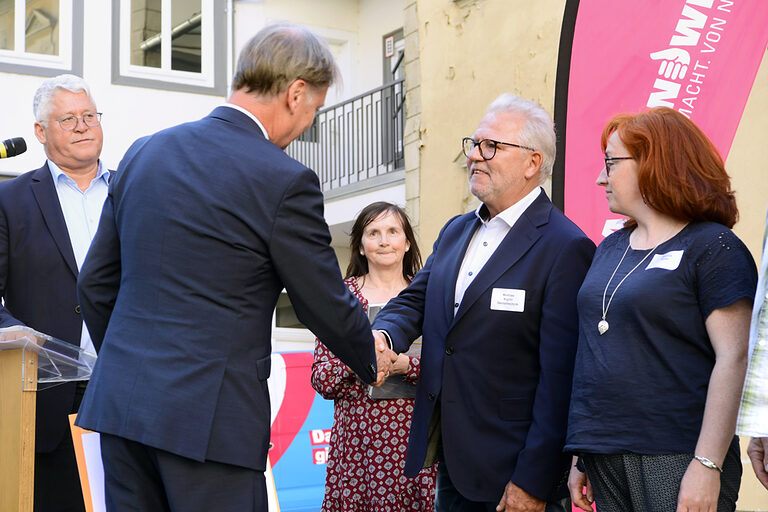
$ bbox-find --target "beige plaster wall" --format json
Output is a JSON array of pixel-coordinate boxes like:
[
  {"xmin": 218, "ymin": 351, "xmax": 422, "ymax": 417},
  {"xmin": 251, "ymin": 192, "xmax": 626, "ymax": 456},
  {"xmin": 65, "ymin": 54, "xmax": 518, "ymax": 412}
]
[
  {"xmin": 412, "ymin": 0, "xmax": 565, "ymax": 251},
  {"xmin": 729, "ymin": 50, "xmax": 768, "ymax": 263}
]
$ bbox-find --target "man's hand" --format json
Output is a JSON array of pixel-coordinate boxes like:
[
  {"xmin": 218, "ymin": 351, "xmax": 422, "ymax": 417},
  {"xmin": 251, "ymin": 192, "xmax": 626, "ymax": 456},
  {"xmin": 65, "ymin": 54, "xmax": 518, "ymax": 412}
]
[
  {"xmin": 372, "ymin": 330, "xmax": 397, "ymax": 386},
  {"xmin": 747, "ymin": 437, "xmax": 768, "ymax": 489},
  {"xmin": 568, "ymin": 457, "xmax": 594, "ymax": 511},
  {"xmin": 496, "ymin": 481, "xmax": 545, "ymax": 512}
]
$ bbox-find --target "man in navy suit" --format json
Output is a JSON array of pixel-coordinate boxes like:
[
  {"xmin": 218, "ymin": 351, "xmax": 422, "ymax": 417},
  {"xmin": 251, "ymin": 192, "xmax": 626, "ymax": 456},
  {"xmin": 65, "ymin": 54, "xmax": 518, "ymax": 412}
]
[
  {"xmin": 0, "ymin": 74, "xmax": 108, "ymax": 512},
  {"xmin": 75, "ymin": 23, "xmax": 390, "ymax": 512},
  {"xmin": 373, "ymin": 94, "xmax": 595, "ymax": 512}
]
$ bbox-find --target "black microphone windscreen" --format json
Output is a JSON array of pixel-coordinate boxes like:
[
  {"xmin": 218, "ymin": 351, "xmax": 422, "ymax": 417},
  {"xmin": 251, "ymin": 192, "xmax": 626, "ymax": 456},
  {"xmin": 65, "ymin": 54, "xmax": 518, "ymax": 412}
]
[{"xmin": 0, "ymin": 137, "xmax": 27, "ymax": 158}]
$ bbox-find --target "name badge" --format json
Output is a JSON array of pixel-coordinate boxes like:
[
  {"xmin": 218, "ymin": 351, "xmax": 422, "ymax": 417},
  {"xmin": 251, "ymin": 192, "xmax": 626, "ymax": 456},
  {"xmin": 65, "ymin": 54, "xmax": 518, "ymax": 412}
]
[
  {"xmin": 490, "ymin": 288, "xmax": 525, "ymax": 312},
  {"xmin": 646, "ymin": 250, "xmax": 684, "ymax": 271}
]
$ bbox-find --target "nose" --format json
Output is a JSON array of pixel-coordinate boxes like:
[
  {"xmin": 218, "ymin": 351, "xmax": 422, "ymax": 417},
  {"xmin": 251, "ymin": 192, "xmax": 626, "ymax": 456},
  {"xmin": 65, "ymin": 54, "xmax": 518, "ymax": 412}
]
[
  {"xmin": 467, "ymin": 143, "xmax": 483, "ymax": 162},
  {"xmin": 596, "ymin": 167, "xmax": 609, "ymax": 186},
  {"xmin": 73, "ymin": 117, "xmax": 88, "ymax": 132}
]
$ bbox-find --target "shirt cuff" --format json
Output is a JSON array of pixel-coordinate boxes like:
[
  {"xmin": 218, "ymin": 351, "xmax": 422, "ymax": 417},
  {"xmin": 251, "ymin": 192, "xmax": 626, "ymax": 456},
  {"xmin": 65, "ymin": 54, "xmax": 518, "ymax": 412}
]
[{"xmin": 376, "ymin": 330, "xmax": 393, "ymax": 350}]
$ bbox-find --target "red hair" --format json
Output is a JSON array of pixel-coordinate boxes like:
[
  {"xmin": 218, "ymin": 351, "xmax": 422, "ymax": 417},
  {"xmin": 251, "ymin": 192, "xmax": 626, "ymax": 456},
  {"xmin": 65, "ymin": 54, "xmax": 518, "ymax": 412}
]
[{"xmin": 601, "ymin": 107, "xmax": 737, "ymax": 228}]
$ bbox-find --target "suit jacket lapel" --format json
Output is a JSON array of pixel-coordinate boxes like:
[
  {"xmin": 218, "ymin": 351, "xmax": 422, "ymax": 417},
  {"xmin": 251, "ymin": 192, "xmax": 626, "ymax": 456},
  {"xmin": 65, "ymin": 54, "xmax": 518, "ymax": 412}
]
[
  {"xmin": 31, "ymin": 164, "xmax": 78, "ymax": 277},
  {"xmin": 452, "ymin": 192, "xmax": 552, "ymax": 326}
]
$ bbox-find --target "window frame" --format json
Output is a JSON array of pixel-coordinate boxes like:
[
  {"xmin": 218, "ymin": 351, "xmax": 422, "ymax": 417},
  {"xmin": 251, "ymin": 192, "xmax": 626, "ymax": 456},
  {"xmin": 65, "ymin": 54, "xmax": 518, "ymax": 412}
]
[
  {"xmin": 111, "ymin": 0, "xmax": 227, "ymax": 95},
  {"xmin": 0, "ymin": 0, "xmax": 83, "ymax": 77}
]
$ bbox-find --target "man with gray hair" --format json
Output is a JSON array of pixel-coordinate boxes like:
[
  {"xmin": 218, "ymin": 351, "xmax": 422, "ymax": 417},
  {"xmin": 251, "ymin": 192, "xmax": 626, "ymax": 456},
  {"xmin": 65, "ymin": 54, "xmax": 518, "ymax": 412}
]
[
  {"xmin": 372, "ymin": 94, "xmax": 595, "ymax": 511},
  {"xmin": 0, "ymin": 73, "xmax": 107, "ymax": 512},
  {"xmin": 75, "ymin": 22, "xmax": 390, "ymax": 511}
]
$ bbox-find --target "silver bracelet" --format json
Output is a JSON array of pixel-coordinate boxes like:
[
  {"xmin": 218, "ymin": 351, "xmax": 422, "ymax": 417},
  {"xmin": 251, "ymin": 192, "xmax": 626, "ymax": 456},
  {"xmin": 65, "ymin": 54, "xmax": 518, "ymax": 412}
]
[{"xmin": 693, "ymin": 455, "xmax": 723, "ymax": 473}]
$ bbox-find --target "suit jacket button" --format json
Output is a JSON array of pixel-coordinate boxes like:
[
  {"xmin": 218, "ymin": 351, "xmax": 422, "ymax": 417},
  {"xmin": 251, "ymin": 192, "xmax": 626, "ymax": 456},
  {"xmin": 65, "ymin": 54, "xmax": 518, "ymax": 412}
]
[
  {"xmin": 74, "ymin": 305, "xmax": 81, "ymax": 314},
  {"xmin": 428, "ymin": 393, "xmax": 436, "ymax": 401},
  {"xmin": 445, "ymin": 346, "xmax": 454, "ymax": 355}
]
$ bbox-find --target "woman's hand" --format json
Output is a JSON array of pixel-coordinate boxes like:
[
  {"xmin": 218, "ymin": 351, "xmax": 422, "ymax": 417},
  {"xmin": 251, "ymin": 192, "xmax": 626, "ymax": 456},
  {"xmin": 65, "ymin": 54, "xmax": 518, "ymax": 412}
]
[
  {"xmin": 676, "ymin": 459, "xmax": 720, "ymax": 512},
  {"xmin": 568, "ymin": 457, "xmax": 594, "ymax": 511}
]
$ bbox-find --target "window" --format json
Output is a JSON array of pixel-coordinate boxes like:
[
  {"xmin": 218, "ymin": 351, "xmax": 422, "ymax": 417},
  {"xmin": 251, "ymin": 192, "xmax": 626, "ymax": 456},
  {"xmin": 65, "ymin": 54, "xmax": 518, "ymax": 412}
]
[
  {"xmin": 113, "ymin": 0, "xmax": 226, "ymax": 95},
  {"xmin": 272, "ymin": 291, "xmax": 315, "ymax": 348},
  {"xmin": 0, "ymin": 0, "xmax": 82, "ymax": 76}
]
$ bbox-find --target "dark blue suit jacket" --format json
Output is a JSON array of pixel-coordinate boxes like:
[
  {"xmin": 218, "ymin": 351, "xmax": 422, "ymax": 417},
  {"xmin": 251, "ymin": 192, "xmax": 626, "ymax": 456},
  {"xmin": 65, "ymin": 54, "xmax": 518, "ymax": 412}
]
[
  {"xmin": 373, "ymin": 190, "xmax": 595, "ymax": 502},
  {"xmin": 0, "ymin": 163, "xmax": 85, "ymax": 452},
  {"xmin": 75, "ymin": 106, "xmax": 378, "ymax": 472}
]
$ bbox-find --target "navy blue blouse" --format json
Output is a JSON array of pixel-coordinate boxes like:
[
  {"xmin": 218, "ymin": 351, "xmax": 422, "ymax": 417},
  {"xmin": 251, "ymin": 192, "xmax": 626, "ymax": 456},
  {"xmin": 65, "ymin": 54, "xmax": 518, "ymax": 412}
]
[{"xmin": 566, "ymin": 222, "xmax": 757, "ymax": 455}]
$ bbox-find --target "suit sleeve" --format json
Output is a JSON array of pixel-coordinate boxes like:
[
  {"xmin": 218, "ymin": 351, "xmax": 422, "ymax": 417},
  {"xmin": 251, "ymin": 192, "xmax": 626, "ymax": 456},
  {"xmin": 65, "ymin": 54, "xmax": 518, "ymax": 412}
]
[
  {"xmin": 0, "ymin": 200, "xmax": 23, "ymax": 328},
  {"xmin": 77, "ymin": 192, "xmax": 122, "ymax": 352},
  {"xmin": 269, "ymin": 168, "xmax": 377, "ymax": 384},
  {"xmin": 510, "ymin": 234, "xmax": 595, "ymax": 500}
]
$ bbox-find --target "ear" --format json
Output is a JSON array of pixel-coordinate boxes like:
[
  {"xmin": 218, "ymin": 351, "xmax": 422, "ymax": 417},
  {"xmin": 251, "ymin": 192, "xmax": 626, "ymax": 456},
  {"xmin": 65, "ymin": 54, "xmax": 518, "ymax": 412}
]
[
  {"xmin": 34, "ymin": 122, "xmax": 47, "ymax": 145},
  {"xmin": 286, "ymin": 79, "xmax": 307, "ymax": 115},
  {"xmin": 524, "ymin": 151, "xmax": 543, "ymax": 180},
  {"xmin": 405, "ymin": 240, "xmax": 410, "ymax": 252}
]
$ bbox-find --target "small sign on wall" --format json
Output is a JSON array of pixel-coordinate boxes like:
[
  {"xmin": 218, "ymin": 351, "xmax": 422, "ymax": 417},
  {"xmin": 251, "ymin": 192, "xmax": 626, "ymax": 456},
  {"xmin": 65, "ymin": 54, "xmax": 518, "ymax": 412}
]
[{"xmin": 384, "ymin": 35, "xmax": 395, "ymax": 58}]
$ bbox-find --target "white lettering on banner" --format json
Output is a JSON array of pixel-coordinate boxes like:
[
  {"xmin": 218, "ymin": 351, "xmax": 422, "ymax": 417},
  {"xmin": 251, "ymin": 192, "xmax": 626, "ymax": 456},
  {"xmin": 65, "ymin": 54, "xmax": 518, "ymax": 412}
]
[
  {"xmin": 646, "ymin": 0, "xmax": 732, "ymax": 115},
  {"xmin": 717, "ymin": 0, "xmax": 733, "ymax": 13},
  {"xmin": 670, "ymin": 5, "xmax": 708, "ymax": 46},
  {"xmin": 648, "ymin": 79, "xmax": 681, "ymax": 108},
  {"xmin": 312, "ymin": 447, "xmax": 330, "ymax": 465},
  {"xmin": 309, "ymin": 428, "xmax": 331, "ymax": 446}
]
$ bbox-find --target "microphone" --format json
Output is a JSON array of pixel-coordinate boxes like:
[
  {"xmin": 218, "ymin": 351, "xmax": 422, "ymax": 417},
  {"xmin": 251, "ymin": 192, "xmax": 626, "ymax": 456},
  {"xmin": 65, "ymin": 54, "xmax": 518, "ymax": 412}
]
[{"xmin": 0, "ymin": 137, "xmax": 27, "ymax": 159}]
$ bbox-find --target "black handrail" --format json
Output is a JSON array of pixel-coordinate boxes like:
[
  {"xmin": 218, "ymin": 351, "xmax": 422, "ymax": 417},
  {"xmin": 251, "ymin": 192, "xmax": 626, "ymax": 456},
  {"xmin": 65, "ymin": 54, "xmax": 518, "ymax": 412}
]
[{"xmin": 286, "ymin": 79, "xmax": 405, "ymax": 192}]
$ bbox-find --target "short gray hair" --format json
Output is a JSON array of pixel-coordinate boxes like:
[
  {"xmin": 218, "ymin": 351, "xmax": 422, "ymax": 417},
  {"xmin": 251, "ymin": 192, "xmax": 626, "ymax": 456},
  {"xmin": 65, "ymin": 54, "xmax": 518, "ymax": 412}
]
[
  {"xmin": 487, "ymin": 94, "xmax": 556, "ymax": 180},
  {"xmin": 232, "ymin": 22, "xmax": 339, "ymax": 96},
  {"xmin": 33, "ymin": 74, "xmax": 95, "ymax": 122}
]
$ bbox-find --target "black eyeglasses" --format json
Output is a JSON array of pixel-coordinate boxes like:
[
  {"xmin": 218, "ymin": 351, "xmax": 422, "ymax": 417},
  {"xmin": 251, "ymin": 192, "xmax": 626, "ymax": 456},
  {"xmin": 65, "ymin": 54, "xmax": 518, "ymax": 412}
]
[
  {"xmin": 54, "ymin": 112, "xmax": 102, "ymax": 131},
  {"xmin": 603, "ymin": 156, "xmax": 633, "ymax": 176},
  {"xmin": 462, "ymin": 137, "xmax": 535, "ymax": 160}
]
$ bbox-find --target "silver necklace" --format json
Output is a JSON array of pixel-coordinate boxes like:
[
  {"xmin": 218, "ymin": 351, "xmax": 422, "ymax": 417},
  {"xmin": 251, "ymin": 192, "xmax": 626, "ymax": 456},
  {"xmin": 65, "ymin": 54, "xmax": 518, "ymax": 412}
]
[{"xmin": 599, "ymin": 241, "xmax": 659, "ymax": 335}]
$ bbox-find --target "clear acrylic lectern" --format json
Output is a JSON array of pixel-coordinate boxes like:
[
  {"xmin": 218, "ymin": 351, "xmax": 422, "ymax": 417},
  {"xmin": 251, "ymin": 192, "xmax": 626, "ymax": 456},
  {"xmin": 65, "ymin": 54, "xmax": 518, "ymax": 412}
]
[{"xmin": 0, "ymin": 326, "xmax": 97, "ymax": 512}]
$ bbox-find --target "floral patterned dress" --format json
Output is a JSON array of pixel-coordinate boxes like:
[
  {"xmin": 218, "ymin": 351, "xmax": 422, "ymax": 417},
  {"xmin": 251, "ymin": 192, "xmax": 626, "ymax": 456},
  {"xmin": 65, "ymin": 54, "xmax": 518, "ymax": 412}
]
[{"xmin": 311, "ymin": 277, "xmax": 437, "ymax": 512}]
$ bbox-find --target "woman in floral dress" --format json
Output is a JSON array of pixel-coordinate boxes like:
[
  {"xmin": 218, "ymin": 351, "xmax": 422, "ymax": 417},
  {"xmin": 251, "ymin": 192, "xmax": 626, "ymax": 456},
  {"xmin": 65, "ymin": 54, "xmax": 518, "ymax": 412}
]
[{"xmin": 312, "ymin": 201, "xmax": 436, "ymax": 511}]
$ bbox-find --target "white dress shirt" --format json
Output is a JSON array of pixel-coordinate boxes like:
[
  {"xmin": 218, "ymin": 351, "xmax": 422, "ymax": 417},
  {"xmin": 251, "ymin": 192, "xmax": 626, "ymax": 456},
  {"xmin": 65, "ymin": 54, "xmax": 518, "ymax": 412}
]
[
  {"xmin": 453, "ymin": 187, "xmax": 541, "ymax": 314},
  {"xmin": 49, "ymin": 159, "xmax": 109, "ymax": 355},
  {"xmin": 221, "ymin": 103, "xmax": 269, "ymax": 140}
]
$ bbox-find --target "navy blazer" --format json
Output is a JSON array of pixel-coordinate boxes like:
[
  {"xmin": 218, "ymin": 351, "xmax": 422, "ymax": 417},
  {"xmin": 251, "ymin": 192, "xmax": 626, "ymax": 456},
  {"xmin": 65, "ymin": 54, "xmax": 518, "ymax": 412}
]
[
  {"xmin": 76, "ymin": 106, "xmax": 378, "ymax": 471},
  {"xmin": 373, "ymin": 190, "xmax": 595, "ymax": 502},
  {"xmin": 0, "ymin": 163, "xmax": 85, "ymax": 452}
]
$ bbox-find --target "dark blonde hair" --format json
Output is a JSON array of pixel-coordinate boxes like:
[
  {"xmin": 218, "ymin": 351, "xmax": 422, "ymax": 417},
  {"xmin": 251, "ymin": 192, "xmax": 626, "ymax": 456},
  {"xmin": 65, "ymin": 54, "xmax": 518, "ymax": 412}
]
[
  {"xmin": 345, "ymin": 202, "xmax": 422, "ymax": 282},
  {"xmin": 232, "ymin": 22, "xmax": 339, "ymax": 96},
  {"xmin": 601, "ymin": 107, "xmax": 737, "ymax": 228}
]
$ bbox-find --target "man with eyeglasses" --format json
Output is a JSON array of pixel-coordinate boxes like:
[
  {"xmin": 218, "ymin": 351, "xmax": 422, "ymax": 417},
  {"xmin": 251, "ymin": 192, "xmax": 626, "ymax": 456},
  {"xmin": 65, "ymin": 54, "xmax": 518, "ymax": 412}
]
[
  {"xmin": 0, "ymin": 74, "xmax": 107, "ymax": 512},
  {"xmin": 372, "ymin": 94, "xmax": 595, "ymax": 511}
]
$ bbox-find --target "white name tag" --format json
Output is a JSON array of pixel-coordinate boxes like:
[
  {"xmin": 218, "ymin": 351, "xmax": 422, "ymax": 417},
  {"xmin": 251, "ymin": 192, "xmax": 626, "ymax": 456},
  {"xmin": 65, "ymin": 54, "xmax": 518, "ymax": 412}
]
[
  {"xmin": 490, "ymin": 288, "xmax": 525, "ymax": 312},
  {"xmin": 646, "ymin": 250, "xmax": 684, "ymax": 271}
]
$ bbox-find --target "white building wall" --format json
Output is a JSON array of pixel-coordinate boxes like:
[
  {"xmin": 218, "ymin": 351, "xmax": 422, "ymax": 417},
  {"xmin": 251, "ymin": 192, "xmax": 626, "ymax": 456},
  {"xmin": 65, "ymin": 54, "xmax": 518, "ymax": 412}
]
[{"xmin": 2, "ymin": 1, "xmax": 404, "ymax": 177}]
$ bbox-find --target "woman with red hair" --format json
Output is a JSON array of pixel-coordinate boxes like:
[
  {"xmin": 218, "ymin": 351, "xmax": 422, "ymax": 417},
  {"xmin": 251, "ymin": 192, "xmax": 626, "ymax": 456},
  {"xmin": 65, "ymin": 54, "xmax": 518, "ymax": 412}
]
[{"xmin": 566, "ymin": 107, "xmax": 757, "ymax": 512}]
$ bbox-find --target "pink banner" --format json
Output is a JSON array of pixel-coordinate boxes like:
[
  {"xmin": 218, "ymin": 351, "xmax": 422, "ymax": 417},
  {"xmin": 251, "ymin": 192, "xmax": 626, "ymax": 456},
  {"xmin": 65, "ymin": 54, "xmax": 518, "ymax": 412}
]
[{"xmin": 558, "ymin": 0, "xmax": 768, "ymax": 241}]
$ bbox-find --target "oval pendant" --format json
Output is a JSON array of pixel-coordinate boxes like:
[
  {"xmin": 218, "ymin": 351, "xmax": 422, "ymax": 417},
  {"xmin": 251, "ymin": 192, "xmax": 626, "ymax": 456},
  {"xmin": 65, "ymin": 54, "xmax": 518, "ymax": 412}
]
[{"xmin": 598, "ymin": 320, "xmax": 609, "ymax": 335}]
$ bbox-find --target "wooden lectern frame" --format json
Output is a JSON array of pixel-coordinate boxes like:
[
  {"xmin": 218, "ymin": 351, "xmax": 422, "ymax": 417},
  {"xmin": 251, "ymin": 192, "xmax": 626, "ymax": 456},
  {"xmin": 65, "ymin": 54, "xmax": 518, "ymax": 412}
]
[
  {"xmin": 0, "ymin": 347, "xmax": 38, "ymax": 512},
  {"xmin": 0, "ymin": 327, "xmax": 96, "ymax": 512}
]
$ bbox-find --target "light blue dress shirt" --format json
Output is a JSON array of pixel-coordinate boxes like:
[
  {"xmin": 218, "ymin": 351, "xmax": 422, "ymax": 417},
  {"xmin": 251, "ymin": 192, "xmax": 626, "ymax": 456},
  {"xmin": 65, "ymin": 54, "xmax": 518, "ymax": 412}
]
[{"xmin": 48, "ymin": 159, "xmax": 109, "ymax": 355}]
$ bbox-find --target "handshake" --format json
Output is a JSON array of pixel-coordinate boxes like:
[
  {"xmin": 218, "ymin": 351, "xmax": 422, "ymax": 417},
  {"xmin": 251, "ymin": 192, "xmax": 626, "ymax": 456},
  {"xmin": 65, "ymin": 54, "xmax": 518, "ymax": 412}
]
[{"xmin": 372, "ymin": 330, "xmax": 401, "ymax": 386}]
